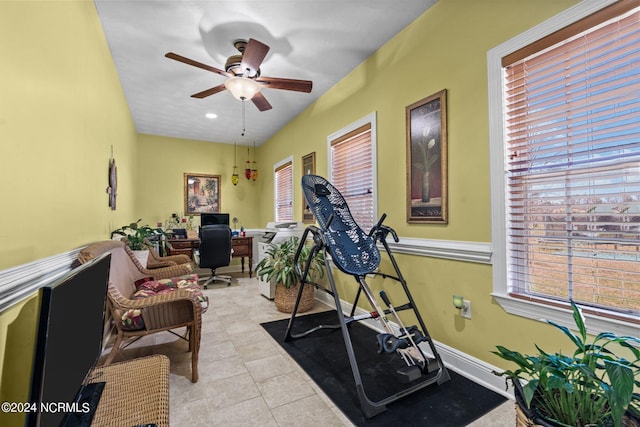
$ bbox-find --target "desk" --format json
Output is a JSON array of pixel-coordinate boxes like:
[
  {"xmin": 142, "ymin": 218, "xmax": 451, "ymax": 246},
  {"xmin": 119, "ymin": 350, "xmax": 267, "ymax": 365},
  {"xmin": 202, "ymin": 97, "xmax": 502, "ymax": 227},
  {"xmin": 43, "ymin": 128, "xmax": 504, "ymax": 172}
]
[
  {"xmin": 167, "ymin": 236, "xmax": 253, "ymax": 277},
  {"xmin": 166, "ymin": 238, "xmax": 199, "ymax": 259},
  {"xmin": 89, "ymin": 355, "xmax": 169, "ymax": 426},
  {"xmin": 232, "ymin": 236, "xmax": 253, "ymax": 278}
]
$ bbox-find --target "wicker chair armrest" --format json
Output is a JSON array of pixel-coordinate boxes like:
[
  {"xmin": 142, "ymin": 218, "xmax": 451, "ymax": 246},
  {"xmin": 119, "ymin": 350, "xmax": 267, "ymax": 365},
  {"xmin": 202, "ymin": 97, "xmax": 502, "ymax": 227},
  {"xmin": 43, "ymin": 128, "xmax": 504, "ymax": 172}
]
[
  {"xmin": 147, "ymin": 259, "xmax": 177, "ymax": 269},
  {"xmin": 109, "ymin": 289, "xmax": 202, "ymax": 330},
  {"xmin": 146, "ymin": 263, "xmax": 192, "ymax": 280},
  {"xmin": 109, "ymin": 289, "xmax": 197, "ymax": 309},
  {"xmin": 148, "ymin": 244, "xmax": 190, "ymax": 263},
  {"xmin": 142, "ymin": 299, "xmax": 199, "ymax": 329},
  {"xmin": 124, "ymin": 246, "xmax": 192, "ymax": 279},
  {"xmin": 161, "ymin": 254, "xmax": 192, "ymax": 265}
]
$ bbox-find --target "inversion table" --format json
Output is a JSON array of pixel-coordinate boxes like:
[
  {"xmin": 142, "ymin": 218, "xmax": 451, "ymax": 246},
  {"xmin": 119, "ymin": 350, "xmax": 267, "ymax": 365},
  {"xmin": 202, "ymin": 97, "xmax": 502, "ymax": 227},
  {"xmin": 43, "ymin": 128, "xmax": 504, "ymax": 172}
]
[{"xmin": 284, "ymin": 174, "xmax": 450, "ymax": 418}]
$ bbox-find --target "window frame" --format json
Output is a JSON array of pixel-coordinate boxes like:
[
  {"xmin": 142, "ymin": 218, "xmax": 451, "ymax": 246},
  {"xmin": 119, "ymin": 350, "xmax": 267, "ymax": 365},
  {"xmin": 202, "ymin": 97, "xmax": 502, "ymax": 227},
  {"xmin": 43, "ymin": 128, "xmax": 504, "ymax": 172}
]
[
  {"xmin": 273, "ymin": 156, "xmax": 294, "ymax": 222},
  {"xmin": 487, "ymin": 0, "xmax": 637, "ymax": 336},
  {"xmin": 327, "ymin": 112, "xmax": 378, "ymax": 231}
]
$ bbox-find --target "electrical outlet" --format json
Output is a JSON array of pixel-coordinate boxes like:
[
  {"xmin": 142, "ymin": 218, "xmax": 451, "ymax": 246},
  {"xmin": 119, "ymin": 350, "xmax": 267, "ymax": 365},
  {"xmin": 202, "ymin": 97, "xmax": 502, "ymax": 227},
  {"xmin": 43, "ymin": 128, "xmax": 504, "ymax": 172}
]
[{"xmin": 461, "ymin": 300, "xmax": 472, "ymax": 319}]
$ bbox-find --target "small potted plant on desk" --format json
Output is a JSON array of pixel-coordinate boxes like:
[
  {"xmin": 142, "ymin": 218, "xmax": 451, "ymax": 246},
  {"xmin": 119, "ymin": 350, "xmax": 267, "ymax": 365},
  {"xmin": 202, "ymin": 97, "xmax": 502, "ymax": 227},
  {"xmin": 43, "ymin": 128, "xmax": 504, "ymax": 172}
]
[
  {"xmin": 255, "ymin": 236, "xmax": 325, "ymax": 313},
  {"xmin": 492, "ymin": 301, "xmax": 639, "ymax": 427}
]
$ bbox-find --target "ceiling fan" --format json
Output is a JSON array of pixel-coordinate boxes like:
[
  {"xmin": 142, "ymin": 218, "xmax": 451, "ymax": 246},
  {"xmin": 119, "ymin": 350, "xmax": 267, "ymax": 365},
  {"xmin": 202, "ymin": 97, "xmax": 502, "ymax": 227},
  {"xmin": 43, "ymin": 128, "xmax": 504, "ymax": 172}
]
[{"xmin": 165, "ymin": 38, "xmax": 313, "ymax": 111}]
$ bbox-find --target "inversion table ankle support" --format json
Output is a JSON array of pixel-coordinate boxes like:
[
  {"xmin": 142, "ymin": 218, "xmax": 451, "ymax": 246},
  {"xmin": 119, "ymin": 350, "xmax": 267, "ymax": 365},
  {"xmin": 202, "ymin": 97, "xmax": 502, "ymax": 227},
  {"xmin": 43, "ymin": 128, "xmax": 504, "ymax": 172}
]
[{"xmin": 284, "ymin": 174, "xmax": 450, "ymax": 418}]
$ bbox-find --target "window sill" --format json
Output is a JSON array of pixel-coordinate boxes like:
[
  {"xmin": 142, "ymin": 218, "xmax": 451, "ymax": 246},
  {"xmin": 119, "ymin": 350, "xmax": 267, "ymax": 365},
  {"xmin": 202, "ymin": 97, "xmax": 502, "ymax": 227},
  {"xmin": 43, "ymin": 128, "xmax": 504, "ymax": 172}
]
[{"xmin": 492, "ymin": 292, "xmax": 638, "ymax": 337}]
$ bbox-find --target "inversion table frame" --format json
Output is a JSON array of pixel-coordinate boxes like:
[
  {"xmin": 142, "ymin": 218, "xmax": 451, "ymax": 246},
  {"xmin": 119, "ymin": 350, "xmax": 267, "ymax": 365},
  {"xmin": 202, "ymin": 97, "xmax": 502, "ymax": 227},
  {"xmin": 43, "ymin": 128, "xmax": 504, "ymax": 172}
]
[{"xmin": 284, "ymin": 175, "xmax": 450, "ymax": 418}]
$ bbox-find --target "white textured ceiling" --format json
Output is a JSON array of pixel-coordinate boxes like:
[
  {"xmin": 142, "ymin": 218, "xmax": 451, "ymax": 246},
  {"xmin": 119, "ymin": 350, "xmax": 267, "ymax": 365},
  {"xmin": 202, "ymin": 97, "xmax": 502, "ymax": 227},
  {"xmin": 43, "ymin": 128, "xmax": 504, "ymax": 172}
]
[{"xmin": 95, "ymin": 0, "xmax": 437, "ymax": 146}]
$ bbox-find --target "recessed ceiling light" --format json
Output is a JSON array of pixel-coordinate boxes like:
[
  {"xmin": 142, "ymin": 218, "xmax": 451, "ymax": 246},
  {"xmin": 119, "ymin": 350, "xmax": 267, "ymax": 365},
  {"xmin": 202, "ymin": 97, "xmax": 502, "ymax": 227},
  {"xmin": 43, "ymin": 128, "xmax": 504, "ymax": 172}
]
[{"xmin": 205, "ymin": 113, "xmax": 218, "ymax": 119}]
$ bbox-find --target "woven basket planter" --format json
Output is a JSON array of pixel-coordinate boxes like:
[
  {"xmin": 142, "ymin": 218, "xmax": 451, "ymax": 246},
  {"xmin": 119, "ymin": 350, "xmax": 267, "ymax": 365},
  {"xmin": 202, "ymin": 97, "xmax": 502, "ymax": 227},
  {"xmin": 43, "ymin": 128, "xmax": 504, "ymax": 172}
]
[
  {"xmin": 274, "ymin": 282, "xmax": 314, "ymax": 313},
  {"xmin": 513, "ymin": 379, "xmax": 640, "ymax": 427},
  {"xmin": 515, "ymin": 403, "xmax": 547, "ymax": 427},
  {"xmin": 516, "ymin": 403, "xmax": 639, "ymax": 427}
]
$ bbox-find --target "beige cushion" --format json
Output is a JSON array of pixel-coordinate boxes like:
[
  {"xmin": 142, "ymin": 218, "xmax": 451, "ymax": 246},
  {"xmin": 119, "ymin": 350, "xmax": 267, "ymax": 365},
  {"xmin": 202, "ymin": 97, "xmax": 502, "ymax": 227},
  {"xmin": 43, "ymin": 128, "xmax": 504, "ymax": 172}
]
[{"xmin": 78, "ymin": 240, "xmax": 147, "ymax": 298}]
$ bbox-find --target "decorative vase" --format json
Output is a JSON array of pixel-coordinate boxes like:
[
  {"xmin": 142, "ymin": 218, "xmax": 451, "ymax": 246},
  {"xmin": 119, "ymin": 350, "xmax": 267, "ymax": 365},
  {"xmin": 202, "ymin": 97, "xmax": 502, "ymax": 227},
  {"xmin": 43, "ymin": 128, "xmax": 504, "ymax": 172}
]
[
  {"xmin": 274, "ymin": 282, "xmax": 314, "ymax": 313},
  {"xmin": 421, "ymin": 171, "xmax": 431, "ymax": 203}
]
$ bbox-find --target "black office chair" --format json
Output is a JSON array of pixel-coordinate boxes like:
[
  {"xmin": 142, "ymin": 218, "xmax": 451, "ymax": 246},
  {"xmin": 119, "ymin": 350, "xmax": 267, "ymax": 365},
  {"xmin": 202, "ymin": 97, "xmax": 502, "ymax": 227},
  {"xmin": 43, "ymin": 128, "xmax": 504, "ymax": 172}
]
[{"xmin": 198, "ymin": 225, "xmax": 232, "ymax": 288}]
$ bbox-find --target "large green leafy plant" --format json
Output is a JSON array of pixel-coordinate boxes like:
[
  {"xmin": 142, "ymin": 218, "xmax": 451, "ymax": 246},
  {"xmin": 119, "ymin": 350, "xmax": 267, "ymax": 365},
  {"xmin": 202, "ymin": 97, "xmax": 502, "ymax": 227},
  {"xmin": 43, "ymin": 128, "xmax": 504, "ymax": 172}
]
[
  {"xmin": 493, "ymin": 301, "xmax": 639, "ymax": 427},
  {"xmin": 255, "ymin": 236, "xmax": 325, "ymax": 289},
  {"xmin": 111, "ymin": 219, "xmax": 164, "ymax": 250}
]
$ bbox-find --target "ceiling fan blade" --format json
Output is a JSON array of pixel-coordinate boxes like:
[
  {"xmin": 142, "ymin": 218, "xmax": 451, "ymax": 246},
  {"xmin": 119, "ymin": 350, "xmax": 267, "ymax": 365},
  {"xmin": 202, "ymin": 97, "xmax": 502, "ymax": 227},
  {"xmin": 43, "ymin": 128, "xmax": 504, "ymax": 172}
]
[
  {"xmin": 256, "ymin": 76, "xmax": 313, "ymax": 93},
  {"xmin": 251, "ymin": 92, "xmax": 272, "ymax": 111},
  {"xmin": 165, "ymin": 52, "xmax": 231, "ymax": 77},
  {"xmin": 191, "ymin": 83, "xmax": 227, "ymax": 99},
  {"xmin": 240, "ymin": 39, "xmax": 270, "ymax": 77}
]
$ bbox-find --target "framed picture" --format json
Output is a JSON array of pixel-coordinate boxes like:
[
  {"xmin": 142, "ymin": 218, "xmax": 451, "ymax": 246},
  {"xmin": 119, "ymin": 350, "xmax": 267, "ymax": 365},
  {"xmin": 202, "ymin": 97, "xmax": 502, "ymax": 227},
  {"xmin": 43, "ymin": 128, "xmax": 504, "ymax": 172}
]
[
  {"xmin": 302, "ymin": 152, "xmax": 316, "ymax": 223},
  {"xmin": 184, "ymin": 173, "xmax": 221, "ymax": 215},
  {"xmin": 406, "ymin": 89, "xmax": 448, "ymax": 223}
]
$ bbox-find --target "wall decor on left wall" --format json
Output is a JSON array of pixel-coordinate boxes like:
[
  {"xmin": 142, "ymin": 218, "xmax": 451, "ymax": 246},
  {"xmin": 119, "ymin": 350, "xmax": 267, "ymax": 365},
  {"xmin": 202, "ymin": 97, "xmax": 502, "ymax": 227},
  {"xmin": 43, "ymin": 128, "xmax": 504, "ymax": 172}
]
[
  {"xmin": 107, "ymin": 148, "xmax": 117, "ymax": 210},
  {"xmin": 184, "ymin": 173, "xmax": 221, "ymax": 215}
]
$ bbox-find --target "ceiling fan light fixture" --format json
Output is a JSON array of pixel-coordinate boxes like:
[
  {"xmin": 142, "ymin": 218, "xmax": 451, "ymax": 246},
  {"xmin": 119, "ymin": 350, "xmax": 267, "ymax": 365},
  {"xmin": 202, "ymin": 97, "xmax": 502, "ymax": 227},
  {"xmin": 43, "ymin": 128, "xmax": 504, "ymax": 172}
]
[{"xmin": 225, "ymin": 76, "xmax": 260, "ymax": 101}]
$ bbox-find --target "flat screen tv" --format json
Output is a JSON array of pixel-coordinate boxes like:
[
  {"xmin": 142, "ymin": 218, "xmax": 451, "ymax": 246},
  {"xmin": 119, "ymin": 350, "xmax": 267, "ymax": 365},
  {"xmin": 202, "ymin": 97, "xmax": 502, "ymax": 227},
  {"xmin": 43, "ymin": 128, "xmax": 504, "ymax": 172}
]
[
  {"xmin": 27, "ymin": 253, "xmax": 111, "ymax": 427},
  {"xmin": 201, "ymin": 212, "xmax": 230, "ymax": 226}
]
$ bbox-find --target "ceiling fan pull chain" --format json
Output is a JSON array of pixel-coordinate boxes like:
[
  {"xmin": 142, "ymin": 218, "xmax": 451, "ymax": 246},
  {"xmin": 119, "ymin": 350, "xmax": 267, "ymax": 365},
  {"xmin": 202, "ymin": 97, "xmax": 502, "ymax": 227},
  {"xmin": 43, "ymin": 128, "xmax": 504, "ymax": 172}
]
[{"xmin": 241, "ymin": 99, "xmax": 246, "ymax": 136}]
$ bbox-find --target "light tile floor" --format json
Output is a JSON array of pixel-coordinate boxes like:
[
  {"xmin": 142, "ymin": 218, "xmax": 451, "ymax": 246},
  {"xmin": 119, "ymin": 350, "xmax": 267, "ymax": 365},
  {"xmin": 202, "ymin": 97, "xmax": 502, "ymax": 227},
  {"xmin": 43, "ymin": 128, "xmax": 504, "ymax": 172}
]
[{"xmin": 103, "ymin": 274, "xmax": 515, "ymax": 426}]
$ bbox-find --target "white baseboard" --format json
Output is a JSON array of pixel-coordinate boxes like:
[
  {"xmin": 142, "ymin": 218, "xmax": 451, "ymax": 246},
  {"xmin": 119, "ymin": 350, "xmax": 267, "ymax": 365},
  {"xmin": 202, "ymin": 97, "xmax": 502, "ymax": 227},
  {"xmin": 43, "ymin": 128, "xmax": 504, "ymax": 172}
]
[{"xmin": 314, "ymin": 289, "xmax": 514, "ymax": 400}]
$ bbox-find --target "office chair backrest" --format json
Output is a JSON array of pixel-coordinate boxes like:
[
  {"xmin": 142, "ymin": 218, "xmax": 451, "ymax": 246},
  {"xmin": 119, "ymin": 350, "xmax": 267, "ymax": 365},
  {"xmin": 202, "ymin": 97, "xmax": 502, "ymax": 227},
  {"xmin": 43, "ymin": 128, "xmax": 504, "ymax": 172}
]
[{"xmin": 198, "ymin": 224, "xmax": 232, "ymax": 270}]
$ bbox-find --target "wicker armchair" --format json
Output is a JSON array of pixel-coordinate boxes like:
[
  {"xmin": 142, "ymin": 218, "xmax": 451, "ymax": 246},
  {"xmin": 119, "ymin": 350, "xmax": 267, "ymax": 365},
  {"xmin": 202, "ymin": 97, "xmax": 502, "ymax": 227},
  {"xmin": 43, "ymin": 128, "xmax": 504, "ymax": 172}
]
[
  {"xmin": 123, "ymin": 244, "xmax": 192, "ymax": 278},
  {"xmin": 147, "ymin": 244, "xmax": 192, "ymax": 268},
  {"xmin": 78, "ymin": 240, "xmax": 203, "ymax": 383}
]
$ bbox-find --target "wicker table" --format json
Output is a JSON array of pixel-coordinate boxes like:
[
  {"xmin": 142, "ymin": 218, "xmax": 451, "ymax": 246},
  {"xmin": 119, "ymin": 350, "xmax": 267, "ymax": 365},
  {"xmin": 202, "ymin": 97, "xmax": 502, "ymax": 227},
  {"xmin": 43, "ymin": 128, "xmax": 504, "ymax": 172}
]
[{"xmin": 88, "ymin": 355, "xmax": 170, "ymax": 427}]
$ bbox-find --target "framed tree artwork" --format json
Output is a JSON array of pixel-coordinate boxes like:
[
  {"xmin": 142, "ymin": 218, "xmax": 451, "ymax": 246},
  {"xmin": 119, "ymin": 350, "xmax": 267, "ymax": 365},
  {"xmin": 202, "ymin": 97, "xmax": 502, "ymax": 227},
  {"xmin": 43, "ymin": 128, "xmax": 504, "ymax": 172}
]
[
  {"xmin": 302, "ymin": 152, "xmax": 316, "ymax": 223},
  {"xmin": 406, "ymin": 89, "xmax": 448, "ymax": 223},
  {"xmin": 184, "ymin": 173, "xmax": 221, "ymax": 215}
]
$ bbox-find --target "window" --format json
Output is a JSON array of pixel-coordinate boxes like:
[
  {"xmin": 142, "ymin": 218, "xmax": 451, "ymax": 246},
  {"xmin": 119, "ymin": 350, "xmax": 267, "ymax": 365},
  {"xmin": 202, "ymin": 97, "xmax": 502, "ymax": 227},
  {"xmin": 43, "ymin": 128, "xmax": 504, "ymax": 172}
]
[
  {"xmin": 328, "ymin": 113, "xmax": 377, "ymax": 231},
  {"xmin": 488, "ymin": 0, "xmax": 639, "ymax": 329},
  {"xmin": 274, "ymin": 158, "xmax": 293, "ymax": 222}
]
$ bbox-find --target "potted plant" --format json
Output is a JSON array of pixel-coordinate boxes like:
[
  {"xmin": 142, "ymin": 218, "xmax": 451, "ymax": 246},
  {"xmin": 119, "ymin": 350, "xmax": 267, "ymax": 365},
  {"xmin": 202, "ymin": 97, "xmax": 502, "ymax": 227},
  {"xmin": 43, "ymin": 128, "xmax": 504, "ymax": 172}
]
[
  {"xmin": 492, "ymin": 301, "xmax": 639, "ymax": 427},
  {"xmin": 255, "ymin": 236, "xmax": 325, "ymax": 313},
  {"xmin": 111, "ymin": 219, "xmax": 164, "ymax": 266}
]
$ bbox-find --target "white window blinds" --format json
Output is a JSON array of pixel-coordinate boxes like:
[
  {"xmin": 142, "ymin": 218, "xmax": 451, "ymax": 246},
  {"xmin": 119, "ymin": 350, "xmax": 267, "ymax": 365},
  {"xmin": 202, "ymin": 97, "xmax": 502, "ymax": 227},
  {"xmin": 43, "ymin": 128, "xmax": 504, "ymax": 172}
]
[
  {"xmin": 274, "ymin": 161, "xmax": 293, "ymax": 222},
  {"xmin": 330, "ymin": 123, "xmax": 374, "ymax": 231},
  {"xmin": 503, "ymin": 2, "xmax": 640, "ymax": 317}
]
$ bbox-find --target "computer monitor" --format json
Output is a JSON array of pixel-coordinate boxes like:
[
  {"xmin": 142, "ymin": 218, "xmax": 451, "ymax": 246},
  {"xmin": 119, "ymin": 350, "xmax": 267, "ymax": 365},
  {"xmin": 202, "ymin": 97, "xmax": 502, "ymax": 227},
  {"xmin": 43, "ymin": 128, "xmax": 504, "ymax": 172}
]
[{"xmin": 201, "ymin": 213, "xmax": 230, "ymax": 227}]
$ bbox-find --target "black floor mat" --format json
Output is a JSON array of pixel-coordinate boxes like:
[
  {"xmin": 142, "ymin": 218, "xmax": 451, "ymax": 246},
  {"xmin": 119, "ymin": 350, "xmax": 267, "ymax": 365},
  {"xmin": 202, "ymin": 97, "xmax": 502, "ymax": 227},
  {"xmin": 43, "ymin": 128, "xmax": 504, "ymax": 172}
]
[{"xmin": 261, "ymin": 310, "xmax": 507, "ymax": 426}]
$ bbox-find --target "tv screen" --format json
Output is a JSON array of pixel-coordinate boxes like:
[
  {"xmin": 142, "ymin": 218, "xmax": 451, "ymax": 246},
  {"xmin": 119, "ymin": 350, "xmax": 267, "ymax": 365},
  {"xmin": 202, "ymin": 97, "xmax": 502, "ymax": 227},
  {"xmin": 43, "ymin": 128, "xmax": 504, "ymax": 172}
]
[
  {"xmin": 201, "ymin": 213, "xmax": 230, "ymax": 226},
  {"xmin": 28, "ymin": 253, "xmax": 111, "ymax": 427}
]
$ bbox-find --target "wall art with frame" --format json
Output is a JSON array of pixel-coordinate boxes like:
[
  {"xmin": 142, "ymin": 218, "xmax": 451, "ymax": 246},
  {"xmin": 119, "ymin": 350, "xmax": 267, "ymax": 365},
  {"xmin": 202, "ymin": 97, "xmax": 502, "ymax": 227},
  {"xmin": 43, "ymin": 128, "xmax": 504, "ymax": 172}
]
[
  {"xmin": 406, "ymin": 89, "xmax": 448, "ymax": 223},
  {"xmin": 184, "ymin": 173, "xmax": 221, "ymax": 215},
  {"xmin": 301, "ymin": 152, "xmax": 316, "ymax": 223}
]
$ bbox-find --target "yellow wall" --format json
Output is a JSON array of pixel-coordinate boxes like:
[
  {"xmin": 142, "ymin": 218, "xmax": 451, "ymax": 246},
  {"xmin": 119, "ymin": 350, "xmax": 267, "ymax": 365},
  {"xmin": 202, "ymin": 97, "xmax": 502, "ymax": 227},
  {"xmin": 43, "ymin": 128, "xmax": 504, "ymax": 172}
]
[
  {"xmin": 0, "ymin": 0, "xmax": 138, "ymax": 270},
  {"xmin": 0, "ymin": 1, "xmax": 136, "ymax": 420},
  {"xmin": 256, "ymin": 0, "xmax": 581, "ymax": 368},
  {"xmin": 136, "ymin": 134, "xmax": 263, "ymax": 229},
  {"xmin": 0, "ymin": 0, "xmax": 591, "ymax": 406},
  {"xmin": 0, "ymin": 295, "xmax": 40, "ymax": 427}
]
